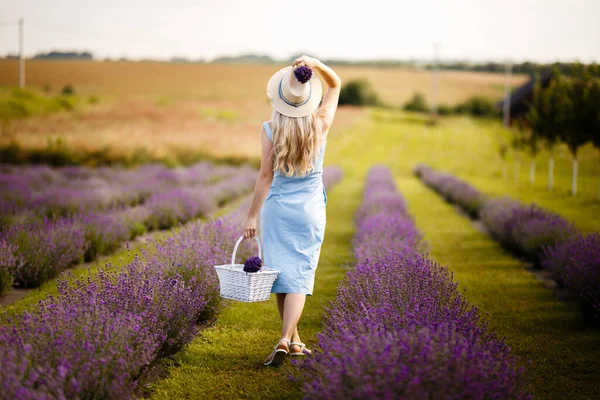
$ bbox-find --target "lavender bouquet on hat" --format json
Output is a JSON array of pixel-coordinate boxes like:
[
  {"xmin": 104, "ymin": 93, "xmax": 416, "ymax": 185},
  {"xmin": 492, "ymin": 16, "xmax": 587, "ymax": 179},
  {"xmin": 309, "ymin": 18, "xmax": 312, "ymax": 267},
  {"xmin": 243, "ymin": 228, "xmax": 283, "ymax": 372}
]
[{"xmin": 294, "ymin": 65, "xmax": 313, "ymax": 84}]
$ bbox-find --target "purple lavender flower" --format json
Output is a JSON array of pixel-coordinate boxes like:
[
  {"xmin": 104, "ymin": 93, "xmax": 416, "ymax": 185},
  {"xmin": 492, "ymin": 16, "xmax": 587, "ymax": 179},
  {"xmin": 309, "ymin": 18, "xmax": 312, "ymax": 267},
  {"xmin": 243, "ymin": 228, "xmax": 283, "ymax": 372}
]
[
  {"xmin": 243, "ymin": 256, "xmax": 262, "ymax": 273},
  {"xmin": 0, "ymin": 190, "xmax": 253, "ymax": 397},
  {"xmin": 297, "ymin": 165, "xmax": 530, "ymax": 399},
  {"xmin": 415, "ymin": 165, "xmax": 485, "ymax": 218},
  {"xmin": 542, "ymin": 233, "xmax": 600, "ymax": 318},
  {"xmin": 294, "ymin": 65, "xmax": 313, "ymax": 84}
]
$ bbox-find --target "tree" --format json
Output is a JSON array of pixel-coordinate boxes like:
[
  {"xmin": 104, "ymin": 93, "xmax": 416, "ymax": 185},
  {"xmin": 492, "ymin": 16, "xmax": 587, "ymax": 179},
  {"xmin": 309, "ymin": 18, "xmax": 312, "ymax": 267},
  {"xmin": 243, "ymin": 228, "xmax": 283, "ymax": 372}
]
[
  {"xmin": 588, "ymin": 65, "xmax": 600, "ymax": 199},
  {"xmin": 525, "ymin": 76, "xmax": 545, "ymax": 186},
  {"xmin": 562, "ymin": 64, "xmax": 594, "ymax": 196},
  {"xmin": 338, "ymin": 80, "xmax": 380, "ymax": 106},
  {"xmin": 403, "ymin": 92, "xmax": 428, "ymax": 112},
  {"xmin": 527, "ymin": 70, "xmax": 562, "ymax": 190},
  {"xmin": 510, "ymin": 119, "xmax": 528, "ymax": 183}
]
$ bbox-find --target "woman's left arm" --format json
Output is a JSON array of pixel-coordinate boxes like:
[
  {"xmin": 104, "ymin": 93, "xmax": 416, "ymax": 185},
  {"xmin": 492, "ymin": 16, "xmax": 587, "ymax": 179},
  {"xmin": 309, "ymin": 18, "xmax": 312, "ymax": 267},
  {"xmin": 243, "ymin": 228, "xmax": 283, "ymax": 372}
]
[{"xmin": 243, "ymin": 124, "xmax": 273, "ymax": 239}]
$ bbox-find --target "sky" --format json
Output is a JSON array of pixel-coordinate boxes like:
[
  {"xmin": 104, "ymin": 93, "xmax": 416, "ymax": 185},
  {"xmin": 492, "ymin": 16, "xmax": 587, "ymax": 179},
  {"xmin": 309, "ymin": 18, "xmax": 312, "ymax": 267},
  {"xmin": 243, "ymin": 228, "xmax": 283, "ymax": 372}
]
[{"xmin": 0, "ymin": 0, "xmax": 598, "ymax": 63}]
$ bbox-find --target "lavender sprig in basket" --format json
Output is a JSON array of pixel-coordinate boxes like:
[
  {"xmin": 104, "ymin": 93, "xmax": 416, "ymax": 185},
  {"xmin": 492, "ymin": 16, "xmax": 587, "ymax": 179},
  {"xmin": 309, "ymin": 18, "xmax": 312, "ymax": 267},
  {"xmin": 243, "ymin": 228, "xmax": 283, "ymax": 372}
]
[{"xmin": 213, "ymin": 236, "xmax": 279, "ymax": 302}]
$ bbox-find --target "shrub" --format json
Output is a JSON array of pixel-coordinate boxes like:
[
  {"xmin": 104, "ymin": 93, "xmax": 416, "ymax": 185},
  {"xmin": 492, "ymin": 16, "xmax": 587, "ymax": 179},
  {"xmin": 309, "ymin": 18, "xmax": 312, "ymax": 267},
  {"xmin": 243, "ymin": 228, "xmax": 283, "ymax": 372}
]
[
  {"xmin": 302, "ymin": 323, "xmax": 529, "ymax": 400},
  {"xmin": 144, "ymin": 188, "xmax": 214, "ymax": 230},
  {"xmin": 0, "ymin": 191, "xmax": 262, "ymax": 397},
  {"xmin": 416, "ymin": 166, "xmax": 485, "ymax": 218},
  {"xmin": 61, "ymin": 84, "xmax": 75, "ymax": 95},
  {"xmin": 437, "ymin": 103, "xmax": 454, "ymax": 115},
  {"xmin": 321, "ymin": 166, "xmax": 343, "ymax": 188},
  {"xmin": 403, "ymin": 92, "xmax": 428, "ymax": 112},
  {"xmin": 509, "ymin": 205, "xmax": 578, "ymax": 266},
  {"xmin": 78, "ymin": 212, "xmax": 130, "ymax": 261},
  {"xmin": 299, "ymin": 166, "xmax": 529, "ymax": 399},
  {"xmin": 454, "ymin": 96, "xmax": 499, "ymax": 117},
  {"xmin": 1, "ymin": 218, "xmax": 87, "ymax": 287},
  {"xmin": 0, "ymin": 240, "xmax": 24, "ymax": 294},
  {"xmin": 542, "ymin": 233, "xmax": 600, "ymax": 317},
  {"xmin": 338, "ymin": 79, "xmax": 380, "ymax": 106}
]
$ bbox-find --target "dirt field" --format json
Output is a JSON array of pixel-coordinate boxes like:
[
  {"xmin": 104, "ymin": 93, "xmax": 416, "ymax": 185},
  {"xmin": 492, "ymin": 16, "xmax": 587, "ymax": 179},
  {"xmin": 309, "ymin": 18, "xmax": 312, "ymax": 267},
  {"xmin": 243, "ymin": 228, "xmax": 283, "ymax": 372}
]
[
  {"xmin": 0, "ymin": 60, "xmax": 527, "ymax": 105},
  {"xmin": 0, "ymin": 60, "xmax": 526, "ymax": 164}
]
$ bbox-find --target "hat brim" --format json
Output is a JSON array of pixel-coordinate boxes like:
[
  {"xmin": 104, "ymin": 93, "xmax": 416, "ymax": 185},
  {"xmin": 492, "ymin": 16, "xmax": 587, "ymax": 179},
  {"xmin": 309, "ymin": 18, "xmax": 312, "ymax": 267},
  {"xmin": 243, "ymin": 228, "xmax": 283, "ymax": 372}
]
[{"xmin": 267, "ymin": 66, "xmax": 323, "ymax": 118}]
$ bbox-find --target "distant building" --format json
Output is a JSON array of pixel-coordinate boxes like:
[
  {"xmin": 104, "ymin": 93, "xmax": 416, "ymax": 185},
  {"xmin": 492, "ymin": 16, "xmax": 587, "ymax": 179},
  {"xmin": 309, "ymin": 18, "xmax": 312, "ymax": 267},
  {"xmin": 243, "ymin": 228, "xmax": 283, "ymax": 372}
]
[{"xmin": 497, "ymin": 71, "xmax": 553, "ymax": 125}]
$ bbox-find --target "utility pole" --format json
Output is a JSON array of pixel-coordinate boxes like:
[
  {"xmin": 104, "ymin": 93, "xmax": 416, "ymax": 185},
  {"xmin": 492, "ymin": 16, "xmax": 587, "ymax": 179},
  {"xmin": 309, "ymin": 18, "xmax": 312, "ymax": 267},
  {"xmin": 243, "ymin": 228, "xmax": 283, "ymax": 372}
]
[
  {"xmin": 430, "ymin": 42, "xmax": 440, "ymax": 119},
  {"xmin": 19, "ymin": 17, "xmax": 25, "ymax": 88},
  {"xmin": 502, "ymin": 60, "xmax": 512, "ymax": 127}
]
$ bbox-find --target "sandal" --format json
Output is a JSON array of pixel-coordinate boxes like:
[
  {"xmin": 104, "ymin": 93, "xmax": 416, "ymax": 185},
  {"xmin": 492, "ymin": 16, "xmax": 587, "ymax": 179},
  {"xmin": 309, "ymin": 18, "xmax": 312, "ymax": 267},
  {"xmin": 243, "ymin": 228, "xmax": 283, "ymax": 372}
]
[
  {"xmin": 290, "ymin": 342, "xmax": 312, "ymax": 356},
  {"xmin": 263, "ymin": 338, "xmax": 289, "ymax": 366}
]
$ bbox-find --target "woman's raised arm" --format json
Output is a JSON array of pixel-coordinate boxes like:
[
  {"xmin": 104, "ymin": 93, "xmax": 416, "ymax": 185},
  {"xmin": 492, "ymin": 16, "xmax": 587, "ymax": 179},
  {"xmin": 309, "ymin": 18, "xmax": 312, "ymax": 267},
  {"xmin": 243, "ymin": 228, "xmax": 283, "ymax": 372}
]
[{"xmin": 293, "ymin": 55, "xmax": 341, "ymax": 129}]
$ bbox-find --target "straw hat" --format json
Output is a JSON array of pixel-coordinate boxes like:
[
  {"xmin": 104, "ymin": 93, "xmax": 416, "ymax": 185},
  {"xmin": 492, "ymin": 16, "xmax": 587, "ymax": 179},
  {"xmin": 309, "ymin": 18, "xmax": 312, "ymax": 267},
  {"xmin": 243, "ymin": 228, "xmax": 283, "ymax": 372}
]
[{"xmin": 267, "ymin": 66, "xmax": 322, "ymax": 118}]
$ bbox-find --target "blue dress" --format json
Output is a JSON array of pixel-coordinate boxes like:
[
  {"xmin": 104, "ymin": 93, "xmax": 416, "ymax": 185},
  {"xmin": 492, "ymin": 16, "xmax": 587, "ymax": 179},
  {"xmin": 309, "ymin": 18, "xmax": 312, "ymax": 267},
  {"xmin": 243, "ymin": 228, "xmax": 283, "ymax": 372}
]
[{"xmin": 260, "ymin": 121, "xmax": 327, "ymax": 296}]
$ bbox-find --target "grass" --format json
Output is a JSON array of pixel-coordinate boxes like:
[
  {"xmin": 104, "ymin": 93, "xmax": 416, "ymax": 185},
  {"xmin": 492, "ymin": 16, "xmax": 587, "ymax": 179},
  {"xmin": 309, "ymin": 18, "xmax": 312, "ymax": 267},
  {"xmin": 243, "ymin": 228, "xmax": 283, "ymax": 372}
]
[
  {"xmin": 403, "ymin": 178, "xmax": 600, "ymax": 399},
  {"xmin": 146, "ymin": 119, "xmax": 366, "ymax": 399},
  {"xmin": 0, "ymin": 87, "xmax": 77, "ymax": 120},
  {"xmin": 148, "ymin": 110, "xmax": 599, "ymax": 399},
  {"xmin": 2, "ymin": 104, "xmax": 599, "ymax": 397}
]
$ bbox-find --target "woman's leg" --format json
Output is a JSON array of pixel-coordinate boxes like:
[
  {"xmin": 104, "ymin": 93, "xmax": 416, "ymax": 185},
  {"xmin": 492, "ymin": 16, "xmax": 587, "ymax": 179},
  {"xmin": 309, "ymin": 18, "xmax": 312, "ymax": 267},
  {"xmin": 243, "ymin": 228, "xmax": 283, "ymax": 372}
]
[
  {"xmin": 276, "ymin": 293, "xmax": 302, "ymax": 343},
  {"xmin": 281, "ymin": 293, "xmax": 306, "ymax": 341}
]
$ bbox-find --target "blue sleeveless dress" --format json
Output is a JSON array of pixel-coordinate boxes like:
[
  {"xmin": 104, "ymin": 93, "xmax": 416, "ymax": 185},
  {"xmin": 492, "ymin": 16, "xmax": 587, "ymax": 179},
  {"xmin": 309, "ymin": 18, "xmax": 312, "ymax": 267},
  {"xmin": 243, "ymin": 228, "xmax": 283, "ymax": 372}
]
[{"xmin": 260, "ymin": 121, "xmax": 327, "ymax": 296}]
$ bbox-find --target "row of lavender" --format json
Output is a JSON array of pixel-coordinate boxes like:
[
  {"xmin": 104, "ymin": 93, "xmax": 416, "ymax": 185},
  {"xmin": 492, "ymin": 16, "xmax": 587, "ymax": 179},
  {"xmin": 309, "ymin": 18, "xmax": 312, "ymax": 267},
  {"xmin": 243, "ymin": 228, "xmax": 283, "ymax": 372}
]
[
  {"xmin": 0, "ymin": 166, "xmax": 344, "ymax": 399},
  {"xmin": 299, "ymin": 166, "xmax": 529, "ymax": 399},
  {"xmin": 0, "ymin": 163, "xmax": 258, "ymax": 293},
  {"xmin": 0, "ymin": 163, "xmax": 250, "ymax": 219},
  {"xmin": 414, "ymin": 164, "xmax": 599, "ymax": 319}
]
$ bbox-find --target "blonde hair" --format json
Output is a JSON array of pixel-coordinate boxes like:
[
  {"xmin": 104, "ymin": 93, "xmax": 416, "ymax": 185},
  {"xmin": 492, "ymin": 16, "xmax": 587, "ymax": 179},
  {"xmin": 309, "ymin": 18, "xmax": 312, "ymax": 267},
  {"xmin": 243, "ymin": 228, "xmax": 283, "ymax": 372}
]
[{"xmin": 270, "ymin": 109, "xmax": 325, "ymax": 177}]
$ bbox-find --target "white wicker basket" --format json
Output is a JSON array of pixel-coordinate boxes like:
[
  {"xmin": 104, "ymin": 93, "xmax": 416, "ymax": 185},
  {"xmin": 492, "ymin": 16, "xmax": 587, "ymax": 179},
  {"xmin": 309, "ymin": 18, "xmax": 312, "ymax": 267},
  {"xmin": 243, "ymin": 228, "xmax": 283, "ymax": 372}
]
[{"xmin": 214, "ymin": 236, "xmax": 279, "ymax": 302}]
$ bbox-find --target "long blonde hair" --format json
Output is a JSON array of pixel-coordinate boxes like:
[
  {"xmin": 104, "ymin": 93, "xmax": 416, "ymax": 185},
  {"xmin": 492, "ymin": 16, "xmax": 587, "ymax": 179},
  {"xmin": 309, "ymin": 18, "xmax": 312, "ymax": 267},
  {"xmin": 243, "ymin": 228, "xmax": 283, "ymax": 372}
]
[{"xmin": 270, "ymin": 109, "xmax": 324, "ymax": 177}]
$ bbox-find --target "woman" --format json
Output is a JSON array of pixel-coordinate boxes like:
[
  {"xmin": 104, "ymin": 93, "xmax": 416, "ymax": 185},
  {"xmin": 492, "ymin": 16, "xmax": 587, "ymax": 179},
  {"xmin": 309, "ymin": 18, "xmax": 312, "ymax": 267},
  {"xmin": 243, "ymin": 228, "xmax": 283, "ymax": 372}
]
[{"xmin": 243, "ymin": 55, "xmax": 341, "ymax": 366}]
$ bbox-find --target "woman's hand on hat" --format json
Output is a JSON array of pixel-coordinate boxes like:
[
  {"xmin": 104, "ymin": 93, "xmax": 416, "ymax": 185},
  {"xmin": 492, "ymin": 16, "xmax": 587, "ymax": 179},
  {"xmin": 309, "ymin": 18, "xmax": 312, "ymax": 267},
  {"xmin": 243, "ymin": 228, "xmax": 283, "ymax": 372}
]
[{"xmin": 293, "ymin": 55, "xmax": 319, "ymax": 70}]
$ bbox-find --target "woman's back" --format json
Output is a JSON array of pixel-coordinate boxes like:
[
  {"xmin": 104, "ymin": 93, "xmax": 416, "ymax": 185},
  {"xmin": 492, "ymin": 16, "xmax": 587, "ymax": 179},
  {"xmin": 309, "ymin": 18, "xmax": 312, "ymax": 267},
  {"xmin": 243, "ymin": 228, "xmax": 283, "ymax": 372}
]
[{"xmin": 263, "ymin": 121, "xmax": 327, "ymax": 180}]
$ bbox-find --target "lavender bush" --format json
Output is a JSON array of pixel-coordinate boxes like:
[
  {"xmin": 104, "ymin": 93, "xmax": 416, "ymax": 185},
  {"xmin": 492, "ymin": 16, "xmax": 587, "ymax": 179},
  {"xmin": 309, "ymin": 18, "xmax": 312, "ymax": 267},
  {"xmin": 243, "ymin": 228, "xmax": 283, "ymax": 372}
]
[
  {"xmin": 417, "ymin": 165, "xmax": 579, "ymax": 268},
  {"xmin": 77, "ymin": 212, "xmax": 130, "ymax": 261},
  {"xmin": 0, "ymin": 218, "xmax": 87, "ymax": 287},
  {"xmin": 508, "ymin": 205, "xmax": 578, "ymax": 266},
  {"xmin": 354, "ymin": 166, "xmax": 421, "ymax": 261},
  {"xmin": 302, "ymin": 324, "xmax": 529, "ymax": 400},
  {"xmin": 0, "ymin": 198, "xmax": 250, "ymax": 398},
  {"xmin": 479, "ymin": 200, "xmax": 577, "ymax": 267},
  {"xmin": 0, "ymin": 162, "xmax": 258, "ymax": 293},
  {"xmin": 321, "ymin": 165, "xmax": 344, "ymax": 189},
  {"xmin": 0, "ymin": 165, "xmax": 344, "ymax": 397},
  {"xmin": 299, "ymin": 165, "xmax": 529, "ymax": 399},
  {"xmin": 0, "ymin": 239, "xmax": 23, "ymax": 294},
  {"xmin": 414, "ymin": 164, "xmax": 486, "ymax": 218},
  {"xmin": 542, "ymin": 234, "xmax": 600, "ymax": 318}
]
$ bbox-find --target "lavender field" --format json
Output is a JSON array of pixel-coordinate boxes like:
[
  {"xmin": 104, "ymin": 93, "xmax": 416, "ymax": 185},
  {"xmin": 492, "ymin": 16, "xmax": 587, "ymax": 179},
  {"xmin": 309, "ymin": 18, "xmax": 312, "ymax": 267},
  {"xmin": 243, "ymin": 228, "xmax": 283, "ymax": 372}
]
[
  {"xmin": 1, "ymin": 109, "xmax": 599, "ymax": 399},
  {"xmin": 0, "ymin": 162, "xmax": 258, "ymax": 294},
  {"xmin": 0, "ymin": 165, "xmax": 344, "ymax": 398}
]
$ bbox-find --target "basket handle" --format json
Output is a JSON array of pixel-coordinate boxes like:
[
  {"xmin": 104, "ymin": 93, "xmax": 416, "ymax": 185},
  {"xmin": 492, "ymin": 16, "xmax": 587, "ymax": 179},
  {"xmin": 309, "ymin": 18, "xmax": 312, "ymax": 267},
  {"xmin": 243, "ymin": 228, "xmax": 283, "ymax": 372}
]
[{"xmin": 231, "ymin": 235, "xmax": 262, "ymax": 266}]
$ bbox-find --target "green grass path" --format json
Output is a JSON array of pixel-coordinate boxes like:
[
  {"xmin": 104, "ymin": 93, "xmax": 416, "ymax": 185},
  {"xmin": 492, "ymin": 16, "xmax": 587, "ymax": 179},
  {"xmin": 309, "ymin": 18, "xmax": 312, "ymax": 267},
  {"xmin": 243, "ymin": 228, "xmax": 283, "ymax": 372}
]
[
  {"xmin": 149, "ymin": 111, "xmax": 600, "ymax": 399},
  {"xmin": 147, "ymin": 124, "xmax": 365, "ymax": 399},
  {"xmin": 401, "ymin": 177, "xmax": 600, "ymax": 399}
]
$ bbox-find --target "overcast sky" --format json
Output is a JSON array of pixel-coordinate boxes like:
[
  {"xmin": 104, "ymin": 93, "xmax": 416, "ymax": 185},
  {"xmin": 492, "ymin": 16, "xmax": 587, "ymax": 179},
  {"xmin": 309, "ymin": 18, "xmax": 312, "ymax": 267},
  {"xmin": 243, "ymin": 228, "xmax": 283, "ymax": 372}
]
[{"xmin": 0, "ymin": 0, "xmax": 598, "ymax": 63}]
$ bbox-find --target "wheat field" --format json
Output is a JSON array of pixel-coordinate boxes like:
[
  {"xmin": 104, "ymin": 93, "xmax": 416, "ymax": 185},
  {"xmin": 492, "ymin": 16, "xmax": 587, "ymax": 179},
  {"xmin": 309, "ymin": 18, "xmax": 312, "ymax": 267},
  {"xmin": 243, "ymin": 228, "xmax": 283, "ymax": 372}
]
[
  {"xmin": 0, "ymin": 60, "xmax": 526, "ymax": 163},
  {"xmin": 0, "ymin": 60, "xmax": 526, "ymax": 105}
]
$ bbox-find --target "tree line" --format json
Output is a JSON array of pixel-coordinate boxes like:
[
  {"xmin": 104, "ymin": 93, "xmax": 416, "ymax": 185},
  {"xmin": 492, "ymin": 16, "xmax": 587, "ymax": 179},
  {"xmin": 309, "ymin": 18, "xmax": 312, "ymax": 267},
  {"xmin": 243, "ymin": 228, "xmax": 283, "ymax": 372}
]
[{"xmin": 514, "ymin": 64, "xmax": 600, "ymax": 197}]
